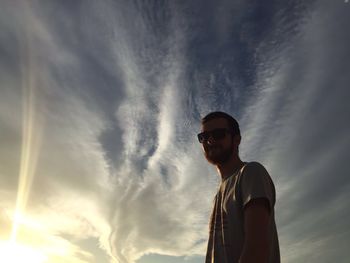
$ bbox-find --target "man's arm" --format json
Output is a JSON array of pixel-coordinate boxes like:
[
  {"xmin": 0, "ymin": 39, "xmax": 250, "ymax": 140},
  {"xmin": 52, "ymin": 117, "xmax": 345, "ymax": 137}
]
[{"xmin": 239, "ymin": 198, "xmax": 271, "ymax": 263}]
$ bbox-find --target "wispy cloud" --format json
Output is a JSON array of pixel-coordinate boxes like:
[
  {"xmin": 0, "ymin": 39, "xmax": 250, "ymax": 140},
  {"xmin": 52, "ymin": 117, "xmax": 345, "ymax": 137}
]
[
  {"xmin": 0, "ymin": 2, "xmax": 113, "ymax": 262},
  {"xmin": 239, "ymin": 1, "xmax": 350, "ymax": 262},
  {"xmin": 1, "ymin": 1, "xmax": 349, "ymax": 263}
]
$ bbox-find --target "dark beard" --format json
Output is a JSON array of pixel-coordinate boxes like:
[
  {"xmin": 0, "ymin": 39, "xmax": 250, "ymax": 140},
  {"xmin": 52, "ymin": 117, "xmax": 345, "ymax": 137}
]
[{"xmin": 204, "ymin": 145, "xmax": 234, "ymax": 165}]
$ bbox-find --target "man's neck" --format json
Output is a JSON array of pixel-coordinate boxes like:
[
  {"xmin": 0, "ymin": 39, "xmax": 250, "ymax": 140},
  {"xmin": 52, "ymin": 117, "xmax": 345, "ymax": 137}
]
[{"xmin": 216, "ymin": 156, "xmax": 244, "ymax": 181}]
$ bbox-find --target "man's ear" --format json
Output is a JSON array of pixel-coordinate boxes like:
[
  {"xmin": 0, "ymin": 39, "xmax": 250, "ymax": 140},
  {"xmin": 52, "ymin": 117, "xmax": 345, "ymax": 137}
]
[
  {"xmin": 232, "ymin": 134, "xmax": 241, "ymax": 149},
  {"xmin": 233, "ymin": 134, "xmax": 241, "ymax": 146}
]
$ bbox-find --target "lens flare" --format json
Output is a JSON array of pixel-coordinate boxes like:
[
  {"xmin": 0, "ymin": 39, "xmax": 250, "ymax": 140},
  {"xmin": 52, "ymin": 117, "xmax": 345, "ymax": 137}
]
[{"xmin": 10, "ymin": 14, "xmax": 44, "ymax": 243}]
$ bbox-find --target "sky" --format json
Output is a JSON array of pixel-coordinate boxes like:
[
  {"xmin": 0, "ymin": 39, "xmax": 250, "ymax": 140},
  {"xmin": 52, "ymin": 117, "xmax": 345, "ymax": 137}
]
[{"xmin": 0, "ymin": 0, "xmax": 349, "ymax": 262}]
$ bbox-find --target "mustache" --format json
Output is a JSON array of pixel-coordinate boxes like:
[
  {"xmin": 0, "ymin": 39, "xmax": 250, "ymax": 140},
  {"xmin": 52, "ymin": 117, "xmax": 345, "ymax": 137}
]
[{"xmin": 205, "ymin": 145, "xmax": 222, "ymax": 151}]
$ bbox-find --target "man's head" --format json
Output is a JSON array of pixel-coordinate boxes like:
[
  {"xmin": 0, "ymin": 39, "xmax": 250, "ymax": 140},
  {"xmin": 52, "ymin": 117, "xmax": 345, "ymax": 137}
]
[{"xmin": 198, "ymin": 112, "xmax": 241, "ymax": 165}]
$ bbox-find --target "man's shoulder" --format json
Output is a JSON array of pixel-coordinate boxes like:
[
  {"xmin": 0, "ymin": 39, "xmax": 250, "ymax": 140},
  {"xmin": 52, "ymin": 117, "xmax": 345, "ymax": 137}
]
[
  {"xmin": 241, "ymin": 161, "xmax": 271, "ymax": 179},
  {"xmin": 244, "ymin": 161, "xmax": 266, "ymax": 169}
]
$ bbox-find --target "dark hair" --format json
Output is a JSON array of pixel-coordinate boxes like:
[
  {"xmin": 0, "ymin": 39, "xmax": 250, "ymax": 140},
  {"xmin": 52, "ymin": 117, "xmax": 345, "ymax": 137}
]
[{"xmin": 201, "ymin": 111, "xmax": 241, "ymax": 136}]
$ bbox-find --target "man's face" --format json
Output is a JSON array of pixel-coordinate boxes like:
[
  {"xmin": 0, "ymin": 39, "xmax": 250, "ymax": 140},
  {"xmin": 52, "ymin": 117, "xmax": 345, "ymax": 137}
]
[{"xmin": 200, "ymin": 118, "xmax": 238, "ymax": 165}]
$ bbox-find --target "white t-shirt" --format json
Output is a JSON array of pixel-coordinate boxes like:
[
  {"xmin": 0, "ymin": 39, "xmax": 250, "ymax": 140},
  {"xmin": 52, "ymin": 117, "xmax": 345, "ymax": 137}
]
[{"xmin": 205, "ymin": 162, "xmax": 280, "ymax": 263}]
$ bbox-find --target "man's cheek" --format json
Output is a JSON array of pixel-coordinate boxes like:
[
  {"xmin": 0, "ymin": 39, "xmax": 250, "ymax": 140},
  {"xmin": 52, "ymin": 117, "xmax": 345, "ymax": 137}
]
[{"xmin": 207, "ymin": 147, "xmax": 221, "ymax": 155}]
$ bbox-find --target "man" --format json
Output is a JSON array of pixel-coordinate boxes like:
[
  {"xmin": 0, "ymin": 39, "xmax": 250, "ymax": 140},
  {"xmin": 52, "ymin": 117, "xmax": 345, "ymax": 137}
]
[{"xmin": 198, "ymin": 112, "xmax": 280, "ymax": 263}]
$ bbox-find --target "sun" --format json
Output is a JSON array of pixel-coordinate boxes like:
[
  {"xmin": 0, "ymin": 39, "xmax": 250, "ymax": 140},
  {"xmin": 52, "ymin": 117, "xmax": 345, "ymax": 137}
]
[{"xmin": 0, "ymin": 240, "xmax": 47, "ymax": 263}]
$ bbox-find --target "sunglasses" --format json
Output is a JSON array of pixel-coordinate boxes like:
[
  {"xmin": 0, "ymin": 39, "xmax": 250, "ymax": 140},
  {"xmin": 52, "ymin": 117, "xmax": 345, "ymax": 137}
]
[{"xmin": 197, "ymin": 128, "xmax": 232, "ymax": 143}]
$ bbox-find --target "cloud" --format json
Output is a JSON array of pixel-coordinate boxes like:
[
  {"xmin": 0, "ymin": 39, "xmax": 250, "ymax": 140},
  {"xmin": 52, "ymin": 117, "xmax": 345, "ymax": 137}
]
[
  {"xmin": 1, "ymin": 1, "xmax": 349, "ymax": 263},
  {"xmin": 1, "ymin": 1, "xmax": 213, "ymax": 263},
  {"xmin": 237, "ymin": 1, "xmax": 350, "ymax": 262},
  {"xmin": 0, "ymin": 2, "xmax": 113, "ymax": 262},
  {"xmin": 106, "ymin": 6, "xmax": 215, "ymax": 262}
]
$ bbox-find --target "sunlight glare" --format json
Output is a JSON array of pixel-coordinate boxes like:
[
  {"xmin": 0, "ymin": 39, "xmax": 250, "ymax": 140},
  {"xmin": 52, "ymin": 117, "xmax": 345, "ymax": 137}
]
[{"xmin": 0, "ymin": 240, "xmax": 47, "ymax": 263}]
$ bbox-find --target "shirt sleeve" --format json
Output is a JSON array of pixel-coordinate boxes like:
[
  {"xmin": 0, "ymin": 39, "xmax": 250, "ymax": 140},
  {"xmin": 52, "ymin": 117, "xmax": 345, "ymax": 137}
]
[{"xmin": 240, "ymin": 162, "xmax": 276, "ymax": 211}]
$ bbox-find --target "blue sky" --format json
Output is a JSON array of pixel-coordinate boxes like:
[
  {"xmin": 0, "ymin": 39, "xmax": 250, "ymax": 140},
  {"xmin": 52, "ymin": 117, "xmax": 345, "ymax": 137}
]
[{"xmin": 0, "ymin": 0, "xmax": 349, "ymax": 262}]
